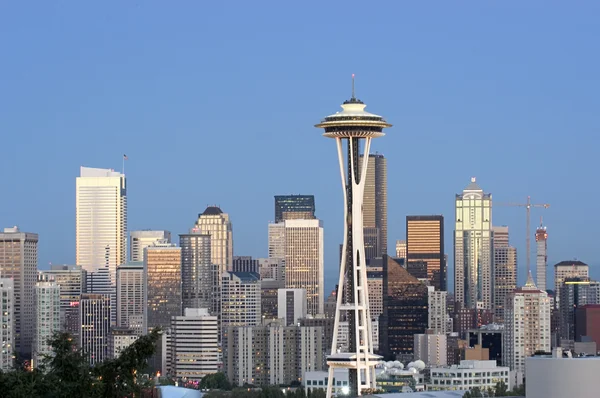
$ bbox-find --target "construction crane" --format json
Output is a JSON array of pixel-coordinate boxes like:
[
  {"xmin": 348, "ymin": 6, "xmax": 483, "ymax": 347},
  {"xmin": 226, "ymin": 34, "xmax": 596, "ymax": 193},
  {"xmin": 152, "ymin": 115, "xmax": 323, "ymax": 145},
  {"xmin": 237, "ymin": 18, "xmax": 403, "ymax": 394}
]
[{"xmin": 495, "ymin": 196, "xmax": 550, "ymax": 274}]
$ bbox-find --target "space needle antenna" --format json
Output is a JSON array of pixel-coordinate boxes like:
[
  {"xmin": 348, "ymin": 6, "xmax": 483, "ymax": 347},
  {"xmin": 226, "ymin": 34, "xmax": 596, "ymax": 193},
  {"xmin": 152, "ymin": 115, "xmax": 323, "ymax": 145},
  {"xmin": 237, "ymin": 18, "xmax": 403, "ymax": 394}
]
[{"xmin": 351, "ymin": 74, "xmax": 356, "ymax": 99}]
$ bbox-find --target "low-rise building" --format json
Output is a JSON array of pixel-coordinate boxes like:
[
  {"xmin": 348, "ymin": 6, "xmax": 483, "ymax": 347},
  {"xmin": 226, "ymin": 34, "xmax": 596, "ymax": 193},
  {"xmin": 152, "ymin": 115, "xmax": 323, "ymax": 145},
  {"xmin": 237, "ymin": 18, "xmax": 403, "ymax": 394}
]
[{"xmin": 428, "ymin": 360, "xmax": 510, "ymax": 392}]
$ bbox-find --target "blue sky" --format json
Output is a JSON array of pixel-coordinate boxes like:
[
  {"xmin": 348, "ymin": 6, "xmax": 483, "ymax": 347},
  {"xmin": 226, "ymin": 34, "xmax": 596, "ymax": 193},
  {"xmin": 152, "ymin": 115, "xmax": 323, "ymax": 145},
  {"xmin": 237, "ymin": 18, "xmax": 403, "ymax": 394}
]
[{"xmin": 1, "ymin": 1, "xmax": 598, "ymax": 294}]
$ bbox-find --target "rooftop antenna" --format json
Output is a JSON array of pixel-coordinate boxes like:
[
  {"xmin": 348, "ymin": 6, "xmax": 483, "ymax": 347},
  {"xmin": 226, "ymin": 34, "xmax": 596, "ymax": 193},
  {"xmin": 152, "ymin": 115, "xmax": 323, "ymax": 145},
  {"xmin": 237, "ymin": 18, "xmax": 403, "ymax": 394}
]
[{"xmin": 351, "ymin": 73, "xmax": 355, "ymax": 99}]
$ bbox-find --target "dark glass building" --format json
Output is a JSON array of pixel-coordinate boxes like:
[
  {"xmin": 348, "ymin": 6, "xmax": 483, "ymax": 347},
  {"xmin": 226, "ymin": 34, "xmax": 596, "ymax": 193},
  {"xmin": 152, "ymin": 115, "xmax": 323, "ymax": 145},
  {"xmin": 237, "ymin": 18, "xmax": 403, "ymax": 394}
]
[
  {"xmin": 232, "ymin": 256, "xmax": 259, "ymax": 273},
  {"xmin": 379, "ymin": 256, "xmax": 428, "ymax": 360},
  {"xmin": 468, "ymin": 327, "xmax": 504, "ymax": 365},
  {"xmin": 274, "ymin": 195, "xmax": 315, "ymax": 223}
]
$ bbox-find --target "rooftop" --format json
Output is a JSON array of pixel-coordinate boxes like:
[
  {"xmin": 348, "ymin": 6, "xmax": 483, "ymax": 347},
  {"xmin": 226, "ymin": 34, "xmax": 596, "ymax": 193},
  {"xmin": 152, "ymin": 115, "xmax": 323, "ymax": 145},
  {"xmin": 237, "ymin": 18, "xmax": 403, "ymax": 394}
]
[
  {"xmin": 201, "ymin": 206, "xmax": 223, "ymax": 216},
  {"xmin": 555, "ymin": 260, "xmax": 588, "ymax": 267}
]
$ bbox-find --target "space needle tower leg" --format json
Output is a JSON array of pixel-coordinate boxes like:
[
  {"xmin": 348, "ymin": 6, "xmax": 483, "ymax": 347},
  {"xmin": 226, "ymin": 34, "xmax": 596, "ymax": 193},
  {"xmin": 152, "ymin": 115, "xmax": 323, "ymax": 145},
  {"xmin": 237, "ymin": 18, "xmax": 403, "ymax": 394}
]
[{"xmin": 316, "ymin": 79, "xmax": 391, "ymax": 397}]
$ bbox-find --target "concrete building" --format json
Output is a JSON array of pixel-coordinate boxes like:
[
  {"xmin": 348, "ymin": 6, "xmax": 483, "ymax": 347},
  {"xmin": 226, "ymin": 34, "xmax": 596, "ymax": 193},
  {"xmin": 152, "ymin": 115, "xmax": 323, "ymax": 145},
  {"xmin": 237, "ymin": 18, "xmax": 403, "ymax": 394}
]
[
  {"xmin": 116, "ymin": 261, "xmax": 144, "ymax": 330},
  {"xmin": 221, "ymin": 272, "xmax": 261, "ymax": 334},
  {"xmin": 194, "ymin": 206, "xmax": 233, "ymax": 274},
  {"xmin": 33, "ymin": 275, "xmax": 61, "ymax": 367},
  {"xmin": 111, "ymin": 327, "xmax": 139, "ymax": 358},
  {"xmin": 428, "ymin": 360, "xmax": 510, "ymax": 392},
  {"xmin": 40, "ymin": 265, "xmax": 82, "ymax": 342},
  {"xmin": 179, "ymin": 231, "xmax": 217, "ymax": 314},
  {"xmin": 396, "ymin": 240, "xmax": 407, "ymax": 261},
  {"xmin": 258, "ymin": 257, "xmax": 285, "ymax": 282},
  {"xmin": 80, "ymin": 293, "xmax": 111, "ymax": 366},
  {"xmin": 129, "ymin": 230, "xmax": 171, "ymax": 262},
  {"xmin": 492, "ymin": 226, "xmax": 517, "ymax": 323},
  {"xmin": 367, "ymin": 265, "xmax": 384, "ymax": 319},
  {"xmin": 360, "ymin": 153, "xmax": 388, "ymax": 260},
  {"xmin": 83, "ymin": 264, "xmax": 116, "ymax": 326},
  {"xmin": 503, "ymin": 274, "xmax": 551, "ymax": 384},
  {"xmin": 535, "ymin": 223, "xmax": 548, "ymax": 292},
  {"xmin": 428, "ymin": 286, "xmax": 448, "ymax": 334},
  {"xmin": 554, "ymin": 260, "xmax": 589, "ymax": 308},
  {"xmin": 267, "ymin": 223, "xmax": 286, "ymax": 260},
  {"xmin": 454, "ymin": 178, "xmax": 493, "ymax": 310},
  {"xmin": 76, "ymin": 166, "xmax": 126, "ymax": 285},
  {"xmin": 170, "ymin": 308, "xmax": 219, "ymax": 381},
  {"xmin": 406, "ymin": 215, "xmax": 445, "ymax": 291},
  {"xmin": 144, "ymin": 241, "xmax": 182, "ymax": 332},
  {"xmin": 526, "ymin": 348, "xmax": 600, "ymax": 398},
  {"xmin": 0, "ymin": 279, "xmax": 15, "ymax": 370},
  {"xmin": 0, "ymin": 226, "xmax": 37, "ymax": 357},
  {"xmin": 414, "ymin": 333, "xmax": 447, "ymax": 367},
  {"xmin": 277, "ymin": 288, "xmax": 307, "ymax": 326},
  {"xmin": 261, "ymin": 279, "xmax": 284, "ymax": 320}
]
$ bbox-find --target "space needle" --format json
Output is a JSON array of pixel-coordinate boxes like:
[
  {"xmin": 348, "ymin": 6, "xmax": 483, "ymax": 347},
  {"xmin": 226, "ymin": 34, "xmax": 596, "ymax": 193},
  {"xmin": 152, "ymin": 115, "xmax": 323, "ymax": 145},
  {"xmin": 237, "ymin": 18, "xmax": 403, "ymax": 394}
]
[{"xmin": 316, "ymin": 76, "xmax": 391, "ymax": 397}]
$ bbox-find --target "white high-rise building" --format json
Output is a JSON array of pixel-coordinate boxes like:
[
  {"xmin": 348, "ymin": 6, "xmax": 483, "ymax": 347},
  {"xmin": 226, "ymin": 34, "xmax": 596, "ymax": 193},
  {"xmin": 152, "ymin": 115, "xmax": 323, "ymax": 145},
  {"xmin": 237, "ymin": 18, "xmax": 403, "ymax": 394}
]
[
  {"xmin": 269, "ymin": 219, "xmax": 324, "ymax": 316},
  {"xmin": 277, "ymin": 288, "xmax": 307, "ymax": 326},
  {"xmin": 454, "ymin": 177, "xmax": 493, "ymax": 309},
  {"xmin": 504, "ymin": 273, "xmax": 551, "ymax": 385},
  {"xmin": 129, "ymin": 230, "xmax": 171, "ymax": 262},
  {"xmin": 116, "ymin": 261, "xmax": 144, "ymax": 330},
  {"xmin": 170, "ymin": 308, "xmax": 219, "ymax": 381},
  {"xmin": 194, "ymin": 206, "xmax": 233, "ymax": 274},
  {"xmin": 0, "ymin": 226, "xmax": 37, "ymax": 357},
  {"xmin": 33, "ymin": 276, "xmax": 61, "ymax": 367},
  {"xmin": 0, "ymin": 279, "xmax": 15, "ymax": 370},
  {"xmin": 535, "ymin": 224, "xmax": 548, "ymax": 292},
  {"xmin": 76, "ymin": 166, "xmax": 127, "ymax": 284},
  {"xmin": 428, "ymin": 286, "xmax": 448, "ymax": 334}
]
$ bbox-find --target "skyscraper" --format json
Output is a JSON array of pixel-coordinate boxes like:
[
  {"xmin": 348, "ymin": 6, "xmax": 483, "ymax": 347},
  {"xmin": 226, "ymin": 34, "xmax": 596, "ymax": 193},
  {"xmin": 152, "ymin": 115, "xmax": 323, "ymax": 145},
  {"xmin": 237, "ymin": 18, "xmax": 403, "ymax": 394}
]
[
  {"xmin": 454, "ymin": 177, "xmax": 493, "ymax": 309},
  {"xmin": 360, "ymin": 153, "xmax": 388, "ymax": 260},
  {"xmin": 116, "ymin": 261, "xmax": 144, "ymax": 330},
  {"xmin": 492, "ymin": 226, "xmax": 517, "ymax": 323},
  {"xmin": 144, "ymin": 241, "xmax": 182, "ymax": 332},
  {"xmin": 274, "ymin": 195, "xmax": 316, "ymax": 223},
  {"xmin": 536, "ymin": 223, "xmax": 548, "ymax": 292},
  {"xmin": 406, "ymin": 215, "xmax": 446, "ymax": 291},
  {"xmin": 76, "ymin": 166, "xmax": 127, "ymax": 284},
  {"xmin": 33, "ymin": 275, "xmax": 60, "ymax": 367},
  {"xmin": 80, "ymin": 293, "xmax": 111, "ymax": 366},
  {"xmin": 179, "ymin": 231, "xmax": 216, "ymax": 314},
  {"xmin": 221, "ymin": 272, "xmax": 261, "ymax": 332},
  {"xmin": 316, "ymin": 87, "xmax": 390, "ymax": 396},
  {"xmin": 194, "ymin": 206, "xmax": 233, "ymax": 274},
  {"xmin": 503, "ymin": 274, "xmax": 551, "ymax": 385},
  {"xmin": 554, "ymin": 261, "xmax": 589, "ymax": 308},
  {"xmin": 0, "ymin": 278, "xmax": 14, "ymax": 371},
  {"xmin": 232, "ymin": 256, "xmax": 259, "ymax": 273},
  {"xmin": 129, "ymin": 230, "xmax": 171, "ymax": 262},
  {"xmin": 40, "ymin": 265, "xmax": 82, "ymax": 343},
  {"xmin": 281, "ymin": 219, "xmax": 324, "ymax": 316},
  {"xmin": 0, "ymin": 226, "xmax": 37, "ymax": 357}
]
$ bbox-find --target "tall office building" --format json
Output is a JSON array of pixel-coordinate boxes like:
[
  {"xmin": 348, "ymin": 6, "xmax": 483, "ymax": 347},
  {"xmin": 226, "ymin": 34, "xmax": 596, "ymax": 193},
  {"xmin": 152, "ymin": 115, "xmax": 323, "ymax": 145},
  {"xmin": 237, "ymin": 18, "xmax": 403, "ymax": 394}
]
[
  {"xmin": 406, "ymin": 215, "xmax": 446, "ymax": 291},
  {"xmin": 232, "ymin": 256, "xmax": 259, "ymax": 273},
  {"xmin": 0, "ymin": 226, "xmax": 38, "ymax": 357},
  {"xmin": 268, "ymin": 223, "xmax": 286, "ymax": 260},
  {"xmin": 33, "ymin": 275, "xmax": 61, "ymax": 367},
  {"xmin": 179, "ymin": 231, "xmax": 217, "ymax": 314},
  {"xmin": 144, "ymin": 241, "xmax": 182, "ymax": 332},
  {"xmin": 221, "ymin": 272, "xmax": 261, "ymax": 330},
  {"xmin": 277, "ymin": 288, "xmax": 307, "ymax": 326},
  {"xmin": 536, "ymin": 224, "xmax": 548, "ymax": 292},
  {"xmin": 367, "ymin": 264, "xmax": 384, "ymax": 319},
  {"xmin": 454, "ymin": 177, "xmax": 493, "ymax": 309},
  {"xmin": 503, "ymin": 274, "xmax": 551, "ymax": 384},
  {"xmin": 274, "ymin": 195, "xmax": 316, "ymax": 223},
  {"xmin": 359, "ymin": 153, "xmax": 388, "ymax": 259},
  {"xmin": 76, "ymin": 166, "xmax": 127, "ymax": 284},
  {"xmin": 83, "ymin": 264, "xmax": 116, "ymax": 326},
  {"xmin": 170, "ymin": 308, "xmax": 219, "ymax": 381},
  {"xmin": 395, "ymin": 240, "xmax": 407, "ymax": 260},
  {"xmin": 116, "ymin": 261, "xmax": 144, "ymax": 330},
  {"xmin": 554, "ymin": 261, "xmax": 589, "ymax": 309},
  {"xmin": 130, "ymin": 230, "xmax": 171, "ymax": 262},
  {"xmin": 80, "ymin": 293, "xmax": 111, "ymax": 366},
  {"xmin": 0, "ymin": 279, "xmax": 14, "ymax": 371},
  {"xmin": 492, "ymin": 226, "xmax": 517, "ymax": 323},
  {"xmin": 194, "ymin": 206, "xmax": 233, "ymax": 274},
  {"xmin": 558, "ymin": 277, "xmax": 598, "ymax": 342},
  {"xmin": 428, "ymin": 286, "xmax": 449, "ymax": 334},
  {"xmin": 40, "ymin": 265, "xmax": 82, "ymax": 342},
  {"xmin": 277, "ymin": 219, "xmax": 324, "ymax": 315}
]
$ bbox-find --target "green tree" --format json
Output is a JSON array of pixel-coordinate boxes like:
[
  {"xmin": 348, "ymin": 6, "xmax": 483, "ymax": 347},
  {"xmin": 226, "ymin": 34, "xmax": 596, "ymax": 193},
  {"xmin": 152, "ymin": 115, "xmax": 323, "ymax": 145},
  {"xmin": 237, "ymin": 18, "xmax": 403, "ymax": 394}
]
[
  {"xmin": 200, "ymin": 372, "xmax": 232, "ymax": 390},
  {"xmin": 494, "ymin": 381, "xmax": 509, "ymax": 396}
]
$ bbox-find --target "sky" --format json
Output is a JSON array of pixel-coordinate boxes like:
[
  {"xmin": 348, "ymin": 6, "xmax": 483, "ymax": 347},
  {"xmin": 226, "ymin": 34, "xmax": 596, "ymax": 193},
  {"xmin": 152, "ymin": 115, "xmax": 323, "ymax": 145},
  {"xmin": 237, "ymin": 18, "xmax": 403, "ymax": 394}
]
[{"xmin": 1, "ymin": 1, "xmax": 599, "ymax": 294}]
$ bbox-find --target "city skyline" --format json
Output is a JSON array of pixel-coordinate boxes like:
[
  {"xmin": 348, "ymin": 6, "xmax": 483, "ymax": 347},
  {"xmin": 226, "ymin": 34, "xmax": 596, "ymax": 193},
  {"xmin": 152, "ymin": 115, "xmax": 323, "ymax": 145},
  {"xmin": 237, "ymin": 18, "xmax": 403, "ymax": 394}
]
[{"xmin": 2, "ymin": 2, "xmax": 599, "ymax": 296}]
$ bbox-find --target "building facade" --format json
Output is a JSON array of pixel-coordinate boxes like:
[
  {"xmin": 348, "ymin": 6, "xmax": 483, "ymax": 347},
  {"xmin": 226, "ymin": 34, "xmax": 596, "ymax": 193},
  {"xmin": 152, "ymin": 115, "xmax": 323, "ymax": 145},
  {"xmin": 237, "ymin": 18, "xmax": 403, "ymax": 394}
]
[
  {"xmin": 407, "ymin": 215, "xmax": 445, "ymax": 291},
  {"xmin": 554, "ymin": 260, "xmax": 589, "ymax": 308},
  {"xmin": 194, "ymin": 206, "xmax": 233, "ymax": 274},
  {"xmin": 80, "ymin": 293, "xmax": 111, "ymax": 366},
  {"xmin": 221, "ymin": 272, "xmax": 261, "ymax": 333},
  {"xmin": 454, "ymin": 178, "xmax": 493, "ymax": 310},
  {"xmin": 116, "ymin": 261, "xmax": 144, "ymax": 331},
  {"xmin": 360, "ymin": 153, "xmax": 387, "ymax": 260},
  {"xmin": 76, "ymin": 166, "xmax": 127, "ymax": 284},
  {"xmin": 0, "ymin": 279, "xmax": 15, "ymax": 370},
  {"xmin": 429, "ymin": 360, "xmax": 510, "ymax": 391},
  {"xmin": 414, "ymin": 333, "xmax": 447, "ymax": 367},
  {"xmin": 274, "ymin": 195, "xmax": 316, "ymax": 223},
  {"xmin": 33, "ymin": 276, "xmax": 61, "ymax": 367},
  {"xmin": 179, "ymin": 231, "xmax": 217, "ymax": 314},
  {"xmin": 277, "ymin": 288, "xmax": 307, "ymax": 326},
  {"xmin": 232, "ymin": 256, "xmax": 259, "ymax": 273},
  {"xmin": 535, "ymin": 224, "xmax": 548, "ymax": 292},
  {"xmin": 40, "ymin": 265, "xmax": 82, "ymax": 342},
  {"xmin": 129, "ymin": 230, "xmax": 171, "ymax": 262},
  {"xmin": 0, "ymin": 226, "xmax": 38, "ymax": 357},
  {"xmin": 428, "ymin": 286, "xmax": 448, "ymax": 334},
  {"xmin": 492, "ymin": 226, "xmax": 517, "ymax": 323}
]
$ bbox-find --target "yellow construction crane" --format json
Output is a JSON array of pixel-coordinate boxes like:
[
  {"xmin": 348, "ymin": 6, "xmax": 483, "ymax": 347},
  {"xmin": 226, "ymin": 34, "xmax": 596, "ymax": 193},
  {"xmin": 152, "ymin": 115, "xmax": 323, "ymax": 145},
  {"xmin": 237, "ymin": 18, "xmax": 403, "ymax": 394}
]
[{"xmin": 495, "ymin": 196, "xmax": 550, "ymax": 274}]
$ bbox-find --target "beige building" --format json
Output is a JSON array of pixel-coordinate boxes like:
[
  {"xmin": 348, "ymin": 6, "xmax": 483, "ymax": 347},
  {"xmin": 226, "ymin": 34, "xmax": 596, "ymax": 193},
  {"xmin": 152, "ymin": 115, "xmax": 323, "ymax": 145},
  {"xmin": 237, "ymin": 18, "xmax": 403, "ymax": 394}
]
[
  {"xmin": 504, "ymin": 274, "xmax": 551, "ymax": 385},
  {"xmin": 129, "ymin": 230, "xmax": 171, "ymax": 262},
  {"xmin": 194, "ymin": 206, "xmax": 233, "ymax": 274},
  {"xmin": 428, "ymin": 286, "xmax": 448, "ymax": 334},
  {"xmin": 359, "ymin": 154, "xmax": 387, "ymax": 259},
  {"xmin": 493, "ymin": 226, "xmax": 517, "ymax": 323},
  {"xmin": 454, "ymin": 177, "xmax": 493, "ymax": 309},
  {"xmin": 367, "ymin": 265, "xmax": 383, "ymax": 319},
  {"xmin": 0, "ymin": 226, "xmax": 37, "ymax": 357},
  {"xmin": 395, "ymin": 240, "xmax": 407, "ymax": 259},
  {"xmin": 116, "ymin": 261, "xmax": 144, "ymax": 329},
  {"xmin": 554, "ymin": 260, "xmax": 588, "ymax": 308},
  {"xmin": 76, "ymin": 166, "xmax": 127, "ymax": 283}
]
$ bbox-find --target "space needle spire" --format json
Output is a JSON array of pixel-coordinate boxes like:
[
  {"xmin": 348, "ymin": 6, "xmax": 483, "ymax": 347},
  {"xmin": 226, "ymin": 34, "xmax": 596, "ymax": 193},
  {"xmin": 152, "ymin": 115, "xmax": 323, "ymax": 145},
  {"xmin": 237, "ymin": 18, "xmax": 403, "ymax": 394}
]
[{"xmin": 316, "ymin": 76, "xmax": 391, "ymax": 397}]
